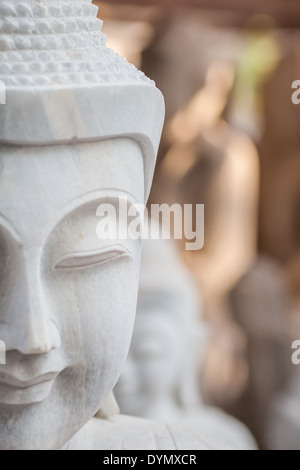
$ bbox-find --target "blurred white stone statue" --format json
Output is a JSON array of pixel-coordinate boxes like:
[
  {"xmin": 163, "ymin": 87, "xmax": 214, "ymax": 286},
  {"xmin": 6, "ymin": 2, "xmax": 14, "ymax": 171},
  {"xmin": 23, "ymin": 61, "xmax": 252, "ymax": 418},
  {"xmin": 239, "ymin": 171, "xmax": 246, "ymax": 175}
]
[
  {"xmin": 115, "ymin": 227, "xmax": 206, "ymax": 419},
  {"xmin": 0, "ymin": 0, "xmax": 256, "ymax": 450},
  {"xmin": 115, "ymin": 233, "xmax": 255, "ymax": 449},
  {"xmin": 115, "ymin": 231, "xmax": 257, "ymax": 450}
]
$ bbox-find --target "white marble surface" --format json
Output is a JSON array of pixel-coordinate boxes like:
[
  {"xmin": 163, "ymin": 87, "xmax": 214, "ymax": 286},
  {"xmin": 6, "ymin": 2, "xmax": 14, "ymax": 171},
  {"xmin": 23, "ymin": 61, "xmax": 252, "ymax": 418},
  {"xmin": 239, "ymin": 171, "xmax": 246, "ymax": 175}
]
[
  {"xmin": 0, "ymin": 0, "xmax": 165, "ymax": 450},
  {"xmin": 68, "ymin": 413, "xmax": 257, "ymax": 450}
]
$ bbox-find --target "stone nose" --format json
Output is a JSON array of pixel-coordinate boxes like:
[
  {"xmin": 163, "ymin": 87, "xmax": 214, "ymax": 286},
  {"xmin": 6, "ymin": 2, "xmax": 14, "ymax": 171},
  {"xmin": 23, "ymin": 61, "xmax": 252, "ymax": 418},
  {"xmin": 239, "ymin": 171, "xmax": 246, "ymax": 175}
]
[{"xmin": 1, "ymin": 257, "xmax": 61, "ymax": 356}]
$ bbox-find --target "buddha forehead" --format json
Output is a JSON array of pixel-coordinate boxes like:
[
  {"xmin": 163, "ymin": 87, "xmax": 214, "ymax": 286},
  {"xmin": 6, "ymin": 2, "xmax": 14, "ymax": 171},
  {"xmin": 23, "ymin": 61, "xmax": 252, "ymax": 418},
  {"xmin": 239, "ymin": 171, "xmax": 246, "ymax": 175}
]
[{"xmin": 0, "ymin": 138, "xmax": 144, "ymax": 243}]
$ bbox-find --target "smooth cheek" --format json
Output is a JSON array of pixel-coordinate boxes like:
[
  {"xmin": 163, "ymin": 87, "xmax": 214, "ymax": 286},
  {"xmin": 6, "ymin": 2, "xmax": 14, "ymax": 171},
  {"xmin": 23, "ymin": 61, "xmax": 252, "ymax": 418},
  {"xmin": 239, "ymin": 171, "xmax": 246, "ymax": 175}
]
[{"xmin": 44, "ymin": 255, "xmax": 140, "ymax": 412}]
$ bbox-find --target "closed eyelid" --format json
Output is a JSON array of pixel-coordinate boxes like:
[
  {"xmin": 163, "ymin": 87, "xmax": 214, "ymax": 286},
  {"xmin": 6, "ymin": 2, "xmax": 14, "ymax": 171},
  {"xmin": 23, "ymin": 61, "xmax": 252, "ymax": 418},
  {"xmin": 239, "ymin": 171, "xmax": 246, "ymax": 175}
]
[{"xmin": 54, "ymin": 245, "xmax": 132, "ymax": 270}]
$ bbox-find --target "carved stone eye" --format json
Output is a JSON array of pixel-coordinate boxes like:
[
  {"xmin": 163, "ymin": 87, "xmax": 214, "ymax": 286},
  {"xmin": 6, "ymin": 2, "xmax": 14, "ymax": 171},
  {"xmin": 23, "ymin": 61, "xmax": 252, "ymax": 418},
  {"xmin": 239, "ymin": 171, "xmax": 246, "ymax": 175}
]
[{"xmin": 54, "ymin": 245, "xmax": 131, "ymax": 270}]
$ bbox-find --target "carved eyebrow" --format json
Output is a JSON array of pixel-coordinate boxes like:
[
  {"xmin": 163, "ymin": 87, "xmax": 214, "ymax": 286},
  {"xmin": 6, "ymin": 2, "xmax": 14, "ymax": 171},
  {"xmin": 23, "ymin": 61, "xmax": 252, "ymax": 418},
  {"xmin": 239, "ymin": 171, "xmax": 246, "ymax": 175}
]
[
  {"xmin": 0, "ymin": 213, "xmax": 22, "ymax": 245},
  {"xmin": 49, "ymin": 190, "xmax": 141, "ymax": 234},
  {"xmin": 0, "ymin": 191, "xmax": 142, "ymax": 246}
]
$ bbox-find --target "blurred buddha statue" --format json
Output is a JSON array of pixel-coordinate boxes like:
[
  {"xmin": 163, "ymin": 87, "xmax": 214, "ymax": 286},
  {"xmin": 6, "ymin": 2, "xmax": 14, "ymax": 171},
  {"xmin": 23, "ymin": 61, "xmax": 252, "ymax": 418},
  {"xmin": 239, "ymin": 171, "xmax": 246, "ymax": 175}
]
[
  {"xmin": 115, "ymin": 225, "xmax": 206, "ymax": 420},
  {"xmin": 230, "ymin": 256, "xmax": 290, "ymax": 448},
  {"xmin": 150, "ymin": 59, "xmax": 260, "ymax": 313},
  {"xmin": 115, "ymin": 230, "xmax": 257, "ymax": 450},
  {"xmin": 147, "ymin": 60, "xmax": 260, "ymax": 413}
]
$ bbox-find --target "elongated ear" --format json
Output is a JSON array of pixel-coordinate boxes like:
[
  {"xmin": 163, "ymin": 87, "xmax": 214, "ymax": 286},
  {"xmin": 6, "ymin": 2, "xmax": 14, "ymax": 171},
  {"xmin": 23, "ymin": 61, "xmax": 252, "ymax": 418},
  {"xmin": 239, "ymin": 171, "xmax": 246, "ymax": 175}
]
[{"xmin": 95, "ymin": 392, "xmax": 120, "ymax": 419}]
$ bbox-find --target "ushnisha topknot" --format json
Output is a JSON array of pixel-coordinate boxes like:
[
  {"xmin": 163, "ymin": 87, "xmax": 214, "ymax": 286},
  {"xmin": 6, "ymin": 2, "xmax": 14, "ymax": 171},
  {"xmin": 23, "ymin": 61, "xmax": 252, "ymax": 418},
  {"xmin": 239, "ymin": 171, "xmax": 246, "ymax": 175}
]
[
  {"xmin": 0, "ymin": 0, "xmax": 165, "ymax": 201},
  {"xmin": 0, "ymin": 0, "xmax": 152, "ymax": 87}
]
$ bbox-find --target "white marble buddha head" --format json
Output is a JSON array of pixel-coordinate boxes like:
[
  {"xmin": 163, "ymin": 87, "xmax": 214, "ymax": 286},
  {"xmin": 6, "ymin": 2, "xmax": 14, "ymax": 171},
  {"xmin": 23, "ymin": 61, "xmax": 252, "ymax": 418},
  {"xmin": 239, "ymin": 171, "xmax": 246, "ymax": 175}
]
[{"xmin": 0, "ymin": 0, "xmax": 164, "ymax": 450}]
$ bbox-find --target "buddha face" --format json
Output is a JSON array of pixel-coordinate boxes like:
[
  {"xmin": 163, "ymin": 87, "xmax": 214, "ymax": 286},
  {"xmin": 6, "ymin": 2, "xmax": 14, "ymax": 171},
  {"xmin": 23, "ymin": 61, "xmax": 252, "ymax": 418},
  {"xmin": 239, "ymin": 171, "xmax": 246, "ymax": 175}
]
[
  {"xmin": 115, "ymin": 291, "xmax": 187, "ymax": 418},
  {"xmin": 0, "ymin": 138, "xmax": 144, "ymax": 449}
]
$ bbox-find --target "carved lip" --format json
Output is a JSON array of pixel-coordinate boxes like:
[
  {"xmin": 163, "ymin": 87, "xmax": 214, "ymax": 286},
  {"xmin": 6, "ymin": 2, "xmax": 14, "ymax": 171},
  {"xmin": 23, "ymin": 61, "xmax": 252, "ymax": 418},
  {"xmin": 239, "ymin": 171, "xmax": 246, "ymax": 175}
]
[{"xmin": 0, "ymin": 371, "xmax": 61, "ymax": 389}]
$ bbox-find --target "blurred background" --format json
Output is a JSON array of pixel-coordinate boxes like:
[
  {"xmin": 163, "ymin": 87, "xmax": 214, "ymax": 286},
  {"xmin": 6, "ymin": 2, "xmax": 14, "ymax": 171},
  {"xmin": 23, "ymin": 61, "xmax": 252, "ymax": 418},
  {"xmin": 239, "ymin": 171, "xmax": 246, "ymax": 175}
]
[{"xmin": 94, "ymin": 0, "xmax": 300, "ymax": 449}]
